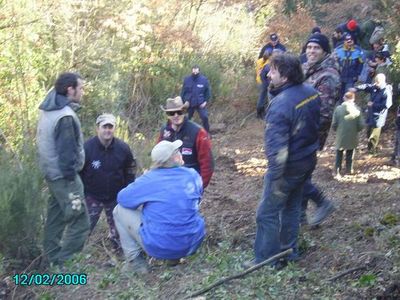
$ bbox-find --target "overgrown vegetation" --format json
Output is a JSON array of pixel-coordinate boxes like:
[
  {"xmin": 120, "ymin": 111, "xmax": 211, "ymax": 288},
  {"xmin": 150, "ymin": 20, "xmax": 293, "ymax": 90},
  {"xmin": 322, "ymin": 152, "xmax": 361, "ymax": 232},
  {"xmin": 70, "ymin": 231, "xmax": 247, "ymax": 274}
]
[{"xmin": 1, "ymin": 0, "xmax": 400, "ymax": 298}]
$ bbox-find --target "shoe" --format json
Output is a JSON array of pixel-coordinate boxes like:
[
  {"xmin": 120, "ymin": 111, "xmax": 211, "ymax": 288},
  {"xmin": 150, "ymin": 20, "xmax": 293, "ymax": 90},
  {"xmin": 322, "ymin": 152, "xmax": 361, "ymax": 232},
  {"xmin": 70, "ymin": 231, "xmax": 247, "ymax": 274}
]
[
  {"xmin": 308, "ymin": 199, "xmax": 335, "ymax": 226},
  {"xmin": 165, "ymin": 259, "xmax": 180, "ymax": 267},
  {"xmin": 121, "ymin": 253, "xmax": 149, "ymax": 275}
]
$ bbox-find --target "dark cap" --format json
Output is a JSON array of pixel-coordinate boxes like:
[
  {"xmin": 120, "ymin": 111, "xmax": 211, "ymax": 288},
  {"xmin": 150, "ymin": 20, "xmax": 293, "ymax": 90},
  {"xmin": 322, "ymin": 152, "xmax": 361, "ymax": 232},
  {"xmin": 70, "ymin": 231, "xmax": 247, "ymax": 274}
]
[
  {"xmin": 307, "ymin": 33, "xmax": 331, "ymax": 53},
  {"xmin": 270, "ymin": 33, "xmax": 278, "ymax": 42},
  {"xmin": 344, "ymin": 33, "xmax": 353, "ymax": 41},
  {"xmin": 311, "ymin": 26, "xmax": 321, "ymax": 34}
]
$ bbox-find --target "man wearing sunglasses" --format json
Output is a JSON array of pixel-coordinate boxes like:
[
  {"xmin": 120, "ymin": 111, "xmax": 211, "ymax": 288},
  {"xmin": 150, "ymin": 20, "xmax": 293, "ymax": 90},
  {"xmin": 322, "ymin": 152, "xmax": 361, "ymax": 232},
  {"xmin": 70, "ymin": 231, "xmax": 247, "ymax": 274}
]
[{"xmin": 158, "ymin": 96, "xmax": 214, "ymax": 188}]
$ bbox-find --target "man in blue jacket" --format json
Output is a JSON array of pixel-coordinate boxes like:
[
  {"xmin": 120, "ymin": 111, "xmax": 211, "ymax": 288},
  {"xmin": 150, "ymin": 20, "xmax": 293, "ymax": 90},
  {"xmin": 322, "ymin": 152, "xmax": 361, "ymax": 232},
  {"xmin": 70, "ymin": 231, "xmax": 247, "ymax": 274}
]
[
  {"xmin": 113, "ymin": 140, "xmax": 205, "ymax": 274},
  {"xmin": 80, "ymin": 113, "xmax": 136, "ymax": 249},
  {"xmin": 181, "ymin": 65, "xmax": 211, "ymax": 132},
  {"xmin": 335, "ymin": 34, "xmax": 364, "ymax": 99},
  {"xmin": 247, "ymin": 53, "xmax": 320, "ymax": 268}
]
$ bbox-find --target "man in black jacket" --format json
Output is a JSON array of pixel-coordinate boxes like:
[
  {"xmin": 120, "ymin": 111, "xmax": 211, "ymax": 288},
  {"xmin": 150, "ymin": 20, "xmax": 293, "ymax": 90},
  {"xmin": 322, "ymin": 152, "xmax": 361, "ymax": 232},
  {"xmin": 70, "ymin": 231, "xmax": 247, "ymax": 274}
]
[{"xmin": 80, "ymin": 113, "xmax": 137, "ymax": 248}]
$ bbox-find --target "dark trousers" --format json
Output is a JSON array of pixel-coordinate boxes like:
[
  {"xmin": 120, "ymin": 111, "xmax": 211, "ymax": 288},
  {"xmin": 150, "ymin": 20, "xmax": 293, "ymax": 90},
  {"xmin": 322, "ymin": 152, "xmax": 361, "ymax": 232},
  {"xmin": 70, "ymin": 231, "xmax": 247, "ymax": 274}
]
[
  {"xmin": 393, "ymin": 129, "xmax": 400, "ymax": 160},
  {"xmin": 335, "ymin": 149, "xmax": 354, "ymax": 173},
  {"xmin": 188, "ymin": 106, "xmax": 209, "ymax": 132},
  {"xmin": 254, "ymin": 156, "xmax": 316, "ymax": 263},
  {"xmin": 85, "ymin": 195, "xmax": 119, "ymax": 241}
]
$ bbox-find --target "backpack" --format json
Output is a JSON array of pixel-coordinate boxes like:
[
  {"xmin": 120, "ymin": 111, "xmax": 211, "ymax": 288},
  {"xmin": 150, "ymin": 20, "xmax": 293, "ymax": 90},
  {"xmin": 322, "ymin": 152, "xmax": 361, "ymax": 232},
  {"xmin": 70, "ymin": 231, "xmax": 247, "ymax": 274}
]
[{"xmin": 369, "ymin": 26, "xmax": 385, "ymax": 44}]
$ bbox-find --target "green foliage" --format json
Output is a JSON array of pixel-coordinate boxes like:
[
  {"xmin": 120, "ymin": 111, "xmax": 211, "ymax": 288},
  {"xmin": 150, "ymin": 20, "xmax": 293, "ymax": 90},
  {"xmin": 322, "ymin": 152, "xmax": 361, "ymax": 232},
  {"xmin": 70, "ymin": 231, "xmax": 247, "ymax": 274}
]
[
  {"xmin": 0, "ymin": 146, "xmax": 45, "ymax": 268},
  {"xmin": 380, "ymin": 213, "xmax": 399, "ymax": 226},
  {"xmin": 357, "ymin": 273, "xmax": 377, "ymax": 286}
]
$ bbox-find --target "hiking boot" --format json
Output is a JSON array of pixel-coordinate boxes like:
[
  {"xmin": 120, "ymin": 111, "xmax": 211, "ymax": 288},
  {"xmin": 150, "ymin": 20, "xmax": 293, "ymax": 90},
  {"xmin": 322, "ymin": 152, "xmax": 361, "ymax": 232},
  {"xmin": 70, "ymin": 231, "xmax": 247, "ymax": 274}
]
[
  {"xmin": 121, "ymin": 253, "xmax": 149, "ymax": 275},
  {"xmin": 165, "ymin": 259, "xmax": 181, "ymax": 267},
  {"xmin": 242, "ymin": 258, "xmax": 287, "ymax": 270},
  {"xmin": 308, "ymin": 199, "xmax": 335, "ymax": 226}
]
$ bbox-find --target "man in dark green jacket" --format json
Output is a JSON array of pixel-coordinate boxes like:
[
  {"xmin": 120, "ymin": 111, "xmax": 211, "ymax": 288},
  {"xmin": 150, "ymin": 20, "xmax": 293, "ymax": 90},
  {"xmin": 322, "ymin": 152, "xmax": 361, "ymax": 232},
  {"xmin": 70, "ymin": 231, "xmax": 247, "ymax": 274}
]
[{"xmin": 36, "ymin": 72, "xmax": 90, "ymax": 266}]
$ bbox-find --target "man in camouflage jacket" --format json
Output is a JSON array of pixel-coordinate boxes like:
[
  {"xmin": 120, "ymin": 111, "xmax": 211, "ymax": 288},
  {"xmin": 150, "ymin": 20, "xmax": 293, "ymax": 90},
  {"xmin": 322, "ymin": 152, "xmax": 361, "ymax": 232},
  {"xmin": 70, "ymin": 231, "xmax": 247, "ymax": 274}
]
[{"xmin": 302, "ymin": 33, "xmax": 341, "ymax": 226}]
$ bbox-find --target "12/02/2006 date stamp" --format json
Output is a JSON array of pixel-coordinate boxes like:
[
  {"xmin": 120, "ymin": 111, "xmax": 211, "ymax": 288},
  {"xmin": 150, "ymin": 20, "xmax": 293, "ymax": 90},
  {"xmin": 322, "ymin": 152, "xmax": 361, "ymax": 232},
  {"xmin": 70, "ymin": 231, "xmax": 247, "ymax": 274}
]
[{"xmin": 13, "ymin": 273, "xmax": 87, "ymax": 286}]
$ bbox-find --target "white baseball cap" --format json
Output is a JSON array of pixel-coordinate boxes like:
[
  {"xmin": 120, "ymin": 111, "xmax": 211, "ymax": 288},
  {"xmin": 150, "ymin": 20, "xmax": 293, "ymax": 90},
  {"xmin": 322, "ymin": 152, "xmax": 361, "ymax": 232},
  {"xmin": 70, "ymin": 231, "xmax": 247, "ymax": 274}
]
[{"xmin": 151, "ymin": 140, "xmax": 182, "ymax": 163}]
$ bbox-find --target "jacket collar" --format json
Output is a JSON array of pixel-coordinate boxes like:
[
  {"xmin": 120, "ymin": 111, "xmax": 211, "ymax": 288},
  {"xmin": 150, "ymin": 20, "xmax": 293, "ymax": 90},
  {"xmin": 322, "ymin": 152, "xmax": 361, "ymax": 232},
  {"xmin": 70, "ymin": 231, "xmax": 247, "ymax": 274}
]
[
  {"xmin": 269, "ymin": 83, "xmax": 295, "ymax": 98},
  {"xmin": 95, "ymin": 136, "xmax": 115, "ymax": 150}
]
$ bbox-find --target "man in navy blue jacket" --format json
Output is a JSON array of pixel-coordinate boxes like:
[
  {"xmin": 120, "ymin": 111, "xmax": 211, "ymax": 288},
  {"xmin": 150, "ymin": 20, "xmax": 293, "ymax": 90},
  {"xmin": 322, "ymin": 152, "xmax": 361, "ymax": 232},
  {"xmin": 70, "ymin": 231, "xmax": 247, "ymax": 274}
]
[
  {"xmin": 80, "ymin": 113, "xmax": 137, "ymax": 248},
  {"xmin": 181, "ymin": 65, "xmax": 211, "ymax": 132},
  {"xmin": 247, "ymin": 53, "xmax": 320, "ymax": 268}
]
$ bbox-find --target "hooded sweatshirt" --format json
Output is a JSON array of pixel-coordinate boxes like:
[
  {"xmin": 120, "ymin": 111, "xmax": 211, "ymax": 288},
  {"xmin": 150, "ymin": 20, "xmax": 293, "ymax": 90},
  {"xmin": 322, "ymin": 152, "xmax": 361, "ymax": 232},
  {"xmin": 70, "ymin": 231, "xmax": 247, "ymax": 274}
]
[{"xmin": 36, "ymin": 89, "xmax": 84, "ymax": 181}]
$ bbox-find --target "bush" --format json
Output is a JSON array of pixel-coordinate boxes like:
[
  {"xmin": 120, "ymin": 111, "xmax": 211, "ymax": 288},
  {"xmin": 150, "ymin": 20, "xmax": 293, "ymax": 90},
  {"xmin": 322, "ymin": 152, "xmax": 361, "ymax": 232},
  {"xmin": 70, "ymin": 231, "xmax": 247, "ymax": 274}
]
[{"xmin": 0, "ymin": 145, "xmax": 46, "ymax": 270}]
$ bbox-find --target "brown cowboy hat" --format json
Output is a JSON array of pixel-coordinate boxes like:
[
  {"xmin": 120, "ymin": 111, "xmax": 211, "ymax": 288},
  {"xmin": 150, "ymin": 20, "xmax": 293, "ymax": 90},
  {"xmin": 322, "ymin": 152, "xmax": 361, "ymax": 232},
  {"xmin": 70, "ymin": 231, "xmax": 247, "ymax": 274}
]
[{"xmin": 160, "ymin": 96, "xmax": 189, "ymax": 112}]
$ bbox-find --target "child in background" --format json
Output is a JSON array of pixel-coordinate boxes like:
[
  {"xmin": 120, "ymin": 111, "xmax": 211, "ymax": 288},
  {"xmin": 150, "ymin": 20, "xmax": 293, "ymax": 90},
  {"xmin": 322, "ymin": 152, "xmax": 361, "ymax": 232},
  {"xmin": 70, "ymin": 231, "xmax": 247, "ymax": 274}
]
[{"xmin": 332, "ymin": 91, "xmax": 364, "ymax": 176}]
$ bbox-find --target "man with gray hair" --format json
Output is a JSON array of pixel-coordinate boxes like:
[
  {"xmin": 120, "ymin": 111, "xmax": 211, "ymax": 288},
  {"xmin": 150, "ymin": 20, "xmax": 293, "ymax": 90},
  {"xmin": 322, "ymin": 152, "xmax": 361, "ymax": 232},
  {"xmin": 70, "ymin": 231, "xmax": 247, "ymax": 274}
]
[
  {"xmin": 113, "ymin": 140, "xmax": 205, "ymax": 273},
  {"xmin": 80, "ymin": 113, "xmax": 137, "ymax": 249}
]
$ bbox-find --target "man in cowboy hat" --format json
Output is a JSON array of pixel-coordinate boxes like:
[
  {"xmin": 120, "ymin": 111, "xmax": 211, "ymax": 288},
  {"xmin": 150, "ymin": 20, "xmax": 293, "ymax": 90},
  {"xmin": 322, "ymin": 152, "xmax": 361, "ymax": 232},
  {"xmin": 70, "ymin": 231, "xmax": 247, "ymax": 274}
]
[
  {"xmin": 180, "ymin": 65, "xmax": 211, "ymax": 132},
  {"xmin": 157, "ymin": 96, "xmax": 214, "ymax": 188}
]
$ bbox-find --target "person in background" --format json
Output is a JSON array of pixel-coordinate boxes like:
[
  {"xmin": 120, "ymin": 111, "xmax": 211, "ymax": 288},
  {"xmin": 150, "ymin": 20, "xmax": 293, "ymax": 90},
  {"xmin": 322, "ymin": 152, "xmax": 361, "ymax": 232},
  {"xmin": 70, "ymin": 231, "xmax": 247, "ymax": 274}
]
[
  {"xmin": 113, "ymin": 140, "xmax": 205, "ymax": 274},
  {"xmin": 390, "ymin": 105, "xmax": 400, "ymax": 166},
  {"xmin": 258, "ymin": 33, "xmax": 286, "ymax": 59},
  {"xmin": 36, "ymin": 72, "xmax": 89, "ymax": 266},
  {"xmin": 256, "ymin": 50, "xmax": 272, "ymax": 119},
  {"xmin": 354, "ymin": 73, "xmax": 393, "ymax": 154},
  {"xmin": 335, "ymin": 34, "xmax": 364, "ymax": 99},
  {"xmin": 331, "ymin": 91, "xmax": 364, "ymax": 177},
  {"xmin": 338, "ymin": 19, "xmax": 362, "ymax": 45},
  {"xmin": 180, "ymin": 65, "xmax": 211, "ymax": 132},
  {"xmin": 80, "ymin": 113, "xmax": 137, "ymax": 249},
  {"xmin": 332, "ymin": 26, "xmax": 344, "ymax": 48}
]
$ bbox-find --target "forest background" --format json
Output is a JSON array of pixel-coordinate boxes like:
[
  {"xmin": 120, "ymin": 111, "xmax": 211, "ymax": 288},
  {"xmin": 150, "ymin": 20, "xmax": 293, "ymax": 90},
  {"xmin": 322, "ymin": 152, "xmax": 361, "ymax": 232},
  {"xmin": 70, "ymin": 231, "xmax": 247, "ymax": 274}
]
[{"xmin": 0, "ymin": 0, "xmax": 400, "ymax": 295}]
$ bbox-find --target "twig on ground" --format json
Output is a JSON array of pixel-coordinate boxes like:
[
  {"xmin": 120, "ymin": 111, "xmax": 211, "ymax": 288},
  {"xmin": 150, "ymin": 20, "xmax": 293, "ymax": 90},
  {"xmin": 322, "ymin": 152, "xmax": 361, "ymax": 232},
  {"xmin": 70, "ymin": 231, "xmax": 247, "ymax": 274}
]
[
  {"xmin": 239, "ymin": 111, "xmax": 256, "ymax": 128},
  {"xmin": 326, "ymin": 265, "xmax": 367, "ymax": 282},
  {"xmin": 186, "ymin": 249, "xmax": 292, "ymax": 299}
]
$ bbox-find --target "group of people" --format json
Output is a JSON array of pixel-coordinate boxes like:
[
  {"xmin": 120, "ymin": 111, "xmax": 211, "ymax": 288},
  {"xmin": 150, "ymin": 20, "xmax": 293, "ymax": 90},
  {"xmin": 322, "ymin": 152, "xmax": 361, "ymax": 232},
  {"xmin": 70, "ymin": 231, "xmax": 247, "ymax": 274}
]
[
  {"xmin": 250, "ymin": 19, "xmax": 397, "ymax": 268},
  {"xmin": 36, "ymin": 70, "xmax": 214, "ymax": 272},
  {"xmin": 35, "ymin": 19, "xmax": 397, "ymax": 275}
]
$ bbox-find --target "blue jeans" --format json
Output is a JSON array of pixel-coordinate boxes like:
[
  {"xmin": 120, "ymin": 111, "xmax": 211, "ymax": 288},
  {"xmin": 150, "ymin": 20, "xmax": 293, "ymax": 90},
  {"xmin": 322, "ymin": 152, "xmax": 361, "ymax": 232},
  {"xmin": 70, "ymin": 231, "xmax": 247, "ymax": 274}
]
[
  {"xmin": 254, "ymin": 158, "xmax": 315, "ymax": 263},
  {"xmin": 188, "ymin": 106, "xmax": 209, "ymax": 132},
  {"xmin": 302, "ymin": 176, "xmax": 324, "ymax": 210}
]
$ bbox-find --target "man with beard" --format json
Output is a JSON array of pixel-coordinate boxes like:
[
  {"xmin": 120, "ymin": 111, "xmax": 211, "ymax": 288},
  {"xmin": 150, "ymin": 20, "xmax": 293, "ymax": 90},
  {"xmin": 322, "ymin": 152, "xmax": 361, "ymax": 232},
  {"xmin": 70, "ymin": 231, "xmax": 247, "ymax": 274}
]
[
  {"xmin": 302, "ymin": 33, "xmax": 341, "ymax": 226},
  {"xmin": 246, "ymin": 53, "xmax": 320, "ymax": 268}
]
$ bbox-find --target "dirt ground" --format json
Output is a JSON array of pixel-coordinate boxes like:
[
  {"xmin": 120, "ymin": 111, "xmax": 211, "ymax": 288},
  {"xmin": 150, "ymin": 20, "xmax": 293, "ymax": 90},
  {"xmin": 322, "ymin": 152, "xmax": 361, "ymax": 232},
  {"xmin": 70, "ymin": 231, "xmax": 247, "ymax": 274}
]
[{"xmin": 6, "ymin": 115, "xmax": 400, "ymax": 299}]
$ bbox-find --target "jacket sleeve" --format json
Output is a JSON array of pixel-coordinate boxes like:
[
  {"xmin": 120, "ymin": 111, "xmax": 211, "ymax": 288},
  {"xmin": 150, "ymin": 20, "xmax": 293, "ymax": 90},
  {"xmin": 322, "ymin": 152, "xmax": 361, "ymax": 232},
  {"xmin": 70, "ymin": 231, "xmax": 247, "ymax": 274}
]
[
  {"xmin": 331, "ymin": 108, "xmax": 338, "ymax": 131},
  {"xmin": 124, "ymin": 146, "xmax": 137, "ymax": 185},
  {"xmin": 265, "ymin": 107, "xmax": 290, "ymax": 181},
  {"xmin": 55, "ymin": 116, "xmax": 80, "ymax": 181},
  {"xmin": 195, "ymin": 129, "xmax": 214, "ymax": 188},
  {"xmin": 181, "ymin": 77, "xmax": 189, "ymax": 102},
  {"xmin": 316, "ymin": 74, "xmax": 339, "ymax": 120},
  {"xmin": 204, "ymin": 78, "xmax": 211, "ymax": 102}
]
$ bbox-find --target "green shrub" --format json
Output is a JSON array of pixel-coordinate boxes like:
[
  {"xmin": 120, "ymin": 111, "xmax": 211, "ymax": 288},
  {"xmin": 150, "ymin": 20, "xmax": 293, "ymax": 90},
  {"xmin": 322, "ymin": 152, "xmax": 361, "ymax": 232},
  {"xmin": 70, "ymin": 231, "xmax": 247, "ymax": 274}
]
[{"xmin": 0, "ymin": 145, "xmax": 46, "ymax": 269}]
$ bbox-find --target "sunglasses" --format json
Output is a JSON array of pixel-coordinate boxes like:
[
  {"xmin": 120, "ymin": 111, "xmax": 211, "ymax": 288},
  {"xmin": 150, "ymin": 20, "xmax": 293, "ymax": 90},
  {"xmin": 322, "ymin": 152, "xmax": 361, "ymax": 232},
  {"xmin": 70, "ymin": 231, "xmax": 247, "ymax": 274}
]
[{"xmin": 166, "ymin": 110, "xmax": 184, "ymax": 116}]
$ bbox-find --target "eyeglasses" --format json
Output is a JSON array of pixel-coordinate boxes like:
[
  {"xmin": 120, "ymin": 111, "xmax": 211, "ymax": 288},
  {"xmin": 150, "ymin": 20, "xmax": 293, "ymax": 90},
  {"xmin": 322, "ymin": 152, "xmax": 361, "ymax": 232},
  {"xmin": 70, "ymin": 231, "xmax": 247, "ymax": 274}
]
[{"xmin": 166, "ymin": 110, "xmax": 184, "ymax": 116}]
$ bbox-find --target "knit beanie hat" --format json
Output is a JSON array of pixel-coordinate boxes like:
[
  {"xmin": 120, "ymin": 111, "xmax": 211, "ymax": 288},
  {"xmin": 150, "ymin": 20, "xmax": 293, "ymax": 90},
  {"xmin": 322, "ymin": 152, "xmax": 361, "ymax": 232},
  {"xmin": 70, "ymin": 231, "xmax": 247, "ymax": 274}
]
[
  {"xmin": 347, "ymin": 19, "xmax": 357, "ymax": 31},
  {"xmin": 311, "ymin": 26, "xmax": 321, "ymax": 34},
  {"xmin": 306, "ymin": 33, "xmax": 331, "ymax": 53}
]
